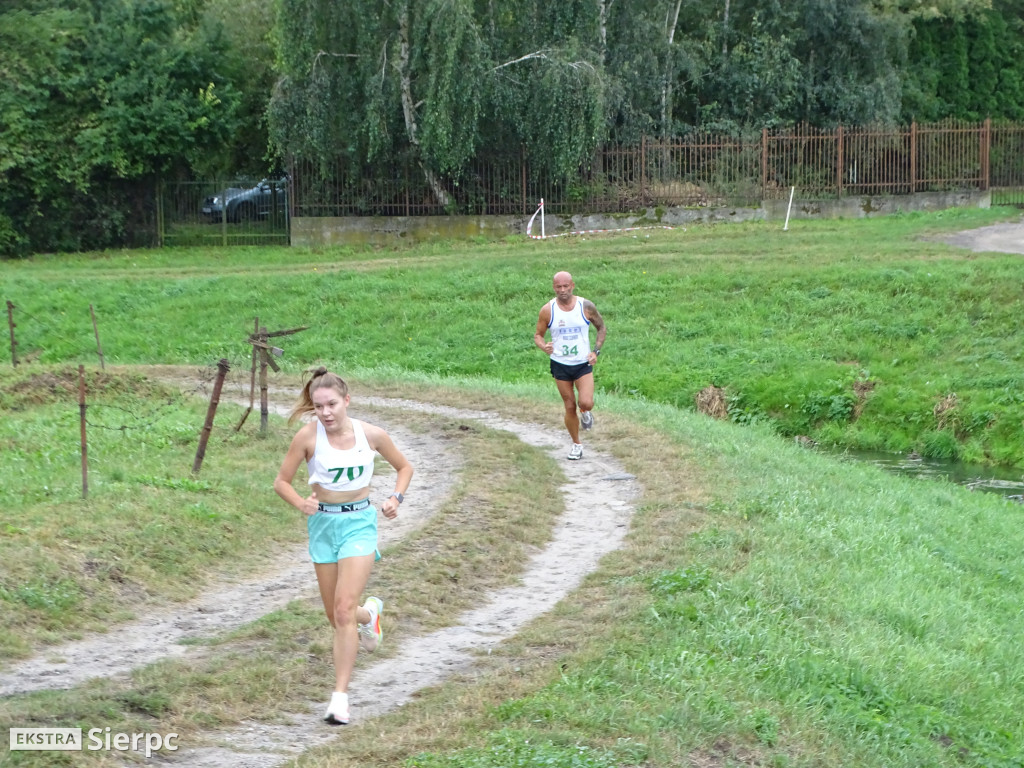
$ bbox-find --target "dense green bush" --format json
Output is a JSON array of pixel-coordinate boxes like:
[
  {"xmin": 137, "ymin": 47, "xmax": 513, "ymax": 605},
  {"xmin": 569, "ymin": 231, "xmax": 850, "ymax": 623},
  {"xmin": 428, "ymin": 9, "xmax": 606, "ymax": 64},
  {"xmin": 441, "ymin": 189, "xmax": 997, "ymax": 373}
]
[{"xmin": 0, "ymin": 2, "xmax": 242, "ymax": 256}]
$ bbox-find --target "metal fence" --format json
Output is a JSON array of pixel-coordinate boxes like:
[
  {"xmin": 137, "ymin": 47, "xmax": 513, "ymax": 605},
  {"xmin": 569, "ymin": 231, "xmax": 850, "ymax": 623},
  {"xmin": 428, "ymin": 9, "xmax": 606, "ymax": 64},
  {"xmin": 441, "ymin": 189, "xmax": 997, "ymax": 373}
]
[
  {"xmin": 153, "ymin": 120, "xmax": 1024, "ymax": 247},
  {"xmin": 990, "ymin": 123, "xmax": 1024, "ymax": 206},
  {"xmin": 290, "ymin": 119, "xmax": 1024, "ymax": 218},
  {"xmin": 158, "ymin": 178, "xmax": 289, "ymax": 247}
]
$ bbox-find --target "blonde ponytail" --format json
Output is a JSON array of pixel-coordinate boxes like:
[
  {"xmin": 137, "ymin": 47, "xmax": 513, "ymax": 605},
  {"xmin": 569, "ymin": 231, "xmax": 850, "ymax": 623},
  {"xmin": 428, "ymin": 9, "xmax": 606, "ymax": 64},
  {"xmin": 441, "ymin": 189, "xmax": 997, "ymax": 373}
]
[{"xmin": 288, "ymin": 366, "xmax": 349, "ymax": 423}]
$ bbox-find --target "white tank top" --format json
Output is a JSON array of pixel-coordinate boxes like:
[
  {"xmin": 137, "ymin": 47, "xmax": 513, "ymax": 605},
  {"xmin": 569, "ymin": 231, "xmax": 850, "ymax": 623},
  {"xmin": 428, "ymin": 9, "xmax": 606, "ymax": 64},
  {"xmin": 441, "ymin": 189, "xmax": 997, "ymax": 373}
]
[
  {"xmin": 547, "ymin": 297, "xmax": 591, "ymax": 365},
  {"xmin": 306, "ymin": 419, "xmax": 376, "ymax": 492}
]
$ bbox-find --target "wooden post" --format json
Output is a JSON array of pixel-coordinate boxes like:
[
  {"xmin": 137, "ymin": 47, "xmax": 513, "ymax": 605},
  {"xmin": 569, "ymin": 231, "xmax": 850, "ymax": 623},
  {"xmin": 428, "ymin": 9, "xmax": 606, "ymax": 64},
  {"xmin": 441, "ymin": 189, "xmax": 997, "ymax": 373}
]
[
  {"xmin": 90, "ymin": 304, "xmax": 105, "ymax": 370},
  {"xmin": 238, "ymin": 322, "xmax": 307, "ymax": 434},
  {"xmin": 6, "ymin": 300, "xmax": 17, "ymax": 367},
  {"xmin": 192, "ymin": 358, "xmax": 230, "ymax": 475},
  {"xmin": 249, "ymin": 317, "xmax": 258, "ymax": 408},
  {"xmin": 233, "ymin": 321, "xmax": 307, "ymax": 436},
  {"xmin": 79, "ymin": 365, "xmax": 88, "ymax": 498},
  {"xmin": 259, "ymin": 326, "xmax": 269, "ymax": 433},
  {"xmin": 233, "ymin": 317, "xmax": 259, "ymax": 433}
]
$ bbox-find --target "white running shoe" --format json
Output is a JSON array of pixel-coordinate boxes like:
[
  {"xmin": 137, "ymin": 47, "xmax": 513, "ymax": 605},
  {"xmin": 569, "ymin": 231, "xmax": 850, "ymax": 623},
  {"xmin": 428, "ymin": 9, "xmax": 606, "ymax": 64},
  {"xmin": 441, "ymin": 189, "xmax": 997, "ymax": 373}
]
[
  {"xmin": 323, "ymin": 691, "xmax": 349, "ymax": 725},
  {"xmin": 567, "ymin": 443, "xmax": 584, "ymax": 460},
  {"xmin": 580, "ymin": 411, "xmax": 594, "ymax": 430},
  {"xmin": 358, "ymin": 596, "xmax": 383, "ymax": 652}
]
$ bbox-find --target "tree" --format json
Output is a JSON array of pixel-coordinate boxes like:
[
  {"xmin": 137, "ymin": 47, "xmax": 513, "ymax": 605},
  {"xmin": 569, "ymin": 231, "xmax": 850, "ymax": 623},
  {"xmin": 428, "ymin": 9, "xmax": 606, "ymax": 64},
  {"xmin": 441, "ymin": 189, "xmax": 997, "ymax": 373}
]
[
  {"xmin": 199, "ymin": 0, "xmax": 281, "ymax": 176},
  {"xmin": 903, "ymin": 1, "xmax": 1024, "ymax": 121},
  {"xmin": 0, "ymin": 1, "xmax": 242, "ymax": 255},
  {"xmin": 269, "ymin": 0, "xmax": 609, "ymax": 199}
]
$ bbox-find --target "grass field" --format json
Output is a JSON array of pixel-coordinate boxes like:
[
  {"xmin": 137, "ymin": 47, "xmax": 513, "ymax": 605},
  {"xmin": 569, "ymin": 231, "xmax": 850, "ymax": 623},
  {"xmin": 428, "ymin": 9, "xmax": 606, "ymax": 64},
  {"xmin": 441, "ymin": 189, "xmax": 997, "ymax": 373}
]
[
  {"xmin": 1, "ymin": 209, "xmax": 1023, "ymax": 767},
  {"xmin": 5, "ymin": 207, "xmax": 1024, "ymax": 464}
]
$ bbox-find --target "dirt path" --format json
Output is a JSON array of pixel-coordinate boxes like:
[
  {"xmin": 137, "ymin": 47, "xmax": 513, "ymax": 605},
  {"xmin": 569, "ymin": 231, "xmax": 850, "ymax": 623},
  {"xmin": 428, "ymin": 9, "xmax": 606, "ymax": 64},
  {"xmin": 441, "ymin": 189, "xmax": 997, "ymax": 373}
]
[
  {"xmin": 2, "ymin": 396, "xmax": 639, "ymax": 768},
  {"xmin": 938, "ymin": 219, "xmax": 1024, "ymax": 254},
  {"xmin": 0, "ymin": 419, "xmax": 451, "ymax": 697}
]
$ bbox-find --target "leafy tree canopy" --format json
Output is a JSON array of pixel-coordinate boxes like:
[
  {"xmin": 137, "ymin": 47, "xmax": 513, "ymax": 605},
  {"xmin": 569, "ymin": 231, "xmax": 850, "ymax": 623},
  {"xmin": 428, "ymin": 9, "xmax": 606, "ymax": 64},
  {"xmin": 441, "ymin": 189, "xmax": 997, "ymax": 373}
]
[{"xmin": 0, "ymin": 0, "xmax": 243, "ymax": 254}]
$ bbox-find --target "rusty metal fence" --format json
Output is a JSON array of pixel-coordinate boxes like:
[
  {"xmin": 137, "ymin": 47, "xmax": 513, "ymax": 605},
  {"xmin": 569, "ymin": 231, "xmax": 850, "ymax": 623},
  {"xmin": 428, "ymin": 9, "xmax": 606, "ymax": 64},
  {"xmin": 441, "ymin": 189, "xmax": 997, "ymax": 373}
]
[
  {"xmin": 990, "ymin": 123, "xmax": 1024, "ymax": 206},
  {"xmin": 289, "ymin": 119, "xmax": 1024, "ymax": 218},
  {"xmin": 154, "ymin": 120, "xmax": 1024, "ymax": 247},
  {"xmin": 158, "ymin": 178, "xmax": 289, "ymax": 247}
]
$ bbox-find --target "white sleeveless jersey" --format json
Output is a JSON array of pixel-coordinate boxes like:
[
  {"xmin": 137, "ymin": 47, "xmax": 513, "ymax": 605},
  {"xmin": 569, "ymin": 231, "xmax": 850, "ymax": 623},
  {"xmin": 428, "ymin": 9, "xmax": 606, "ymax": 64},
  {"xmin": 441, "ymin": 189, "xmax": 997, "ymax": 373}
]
[
  {"xmin": 547, "ymin": 297, "xmax": 591, "ymax": 365},
  {"xmin": 307, "ymin": 419, "xmax": 375, "ymax": 492}
]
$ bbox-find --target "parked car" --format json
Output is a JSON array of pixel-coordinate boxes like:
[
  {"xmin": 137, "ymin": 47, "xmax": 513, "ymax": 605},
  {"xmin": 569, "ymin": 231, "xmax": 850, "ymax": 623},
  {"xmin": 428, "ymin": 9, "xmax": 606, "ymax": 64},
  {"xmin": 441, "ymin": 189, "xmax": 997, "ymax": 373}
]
[{"xmin": 202, "ymin": 178, "xmax": 289, "ymax": 223}]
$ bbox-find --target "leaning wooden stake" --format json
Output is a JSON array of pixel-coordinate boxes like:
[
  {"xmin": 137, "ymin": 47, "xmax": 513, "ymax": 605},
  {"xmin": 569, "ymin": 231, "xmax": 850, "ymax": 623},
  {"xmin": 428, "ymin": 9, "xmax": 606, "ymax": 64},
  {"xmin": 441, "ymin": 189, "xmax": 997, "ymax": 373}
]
[
  {"xmin": 233, "ymin": 317, "xmax": 259, "ymax": 433},
  {"xmin": 258, "ymin": 327, "xmax": 269, "ymax": 432},
  {"xmin": 79, "ymin": 365, "xmax": 88, "ymax": 498},
  {"xmin": 192, "ymin": 358, "xmax": 230, "ymax": 475},
  {"xmin": 249, "ymin": 316, "xmax": 259, "ymax": 408}
]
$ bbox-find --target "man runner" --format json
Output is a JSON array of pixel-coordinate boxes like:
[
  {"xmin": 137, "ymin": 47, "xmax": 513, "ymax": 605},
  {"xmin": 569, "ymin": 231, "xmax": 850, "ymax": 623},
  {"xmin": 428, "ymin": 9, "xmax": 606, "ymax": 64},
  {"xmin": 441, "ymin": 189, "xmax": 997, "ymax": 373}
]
[{"xmin": 534, "ymin": 271, "xmax": 607, "ymax": 460}]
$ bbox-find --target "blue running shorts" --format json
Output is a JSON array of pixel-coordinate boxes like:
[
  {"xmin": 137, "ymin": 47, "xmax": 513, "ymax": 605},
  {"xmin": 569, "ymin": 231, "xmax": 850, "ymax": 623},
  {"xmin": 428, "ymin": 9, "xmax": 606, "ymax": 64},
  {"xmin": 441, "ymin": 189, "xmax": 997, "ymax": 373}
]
[{"xmin": 307, "ymin": 505, "xmax": 381, "ymax": 563}]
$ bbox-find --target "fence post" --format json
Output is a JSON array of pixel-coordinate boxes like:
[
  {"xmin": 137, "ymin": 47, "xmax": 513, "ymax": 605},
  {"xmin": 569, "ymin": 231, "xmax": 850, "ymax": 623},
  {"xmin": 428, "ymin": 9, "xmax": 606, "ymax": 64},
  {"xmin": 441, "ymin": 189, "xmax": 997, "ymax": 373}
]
[
  {"xmin": 79, "ymin": 365, "xmax": 88, "ymax": 498},
  {"xmin": 6, "ymin": 300, "xmax": 17, "ymax": 367},
  {"xmin": 910, "ymin": 122, "xmax": 917, "ymax": 194},
  {"xmin": 521, "ymin": 145, "xmax": 527, "ymax": 215},
  {"xmin": 233, "ymin": 317, "xmax": 259, "ymax": 433},
  {"xmin": 761, "ymin": 128, "xmax": 768, "ymax": 198},
  {"xmin": 640, "ymin": 135, "xmax": 647, "ymax": 202},
  {"xmin": 192, "ymin": 358, "xmax": 230, "ymax": 475},
  {"xmin": 259, "ymin": 327, "xmax": 270, "ymax": 433},
  {"xmin": 221, "ymin": 181, "xmax": 228, "ymax": 247},
  {"xmin": 981, "ymin": 118, "xmax": 991, "ymax": 191},
  {"xmin": 836, "ymin": 124, "xmax": 844, "ymax": 198}
]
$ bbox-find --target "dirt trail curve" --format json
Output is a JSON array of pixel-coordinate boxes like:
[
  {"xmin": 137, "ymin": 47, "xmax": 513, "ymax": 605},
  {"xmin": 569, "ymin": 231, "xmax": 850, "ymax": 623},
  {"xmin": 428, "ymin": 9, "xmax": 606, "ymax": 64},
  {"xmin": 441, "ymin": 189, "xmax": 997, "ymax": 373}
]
[{"xmin": 1, "ymin": 396, "xmax": 640, "ymax": 768}]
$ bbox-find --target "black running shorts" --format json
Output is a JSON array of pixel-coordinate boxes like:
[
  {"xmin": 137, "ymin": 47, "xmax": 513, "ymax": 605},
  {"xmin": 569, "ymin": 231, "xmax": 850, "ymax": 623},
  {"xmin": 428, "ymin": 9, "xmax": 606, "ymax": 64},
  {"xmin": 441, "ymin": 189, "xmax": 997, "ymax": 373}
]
[{"xmin": 550, "ymin": 360, "xmax": 593, "ymax": 381}]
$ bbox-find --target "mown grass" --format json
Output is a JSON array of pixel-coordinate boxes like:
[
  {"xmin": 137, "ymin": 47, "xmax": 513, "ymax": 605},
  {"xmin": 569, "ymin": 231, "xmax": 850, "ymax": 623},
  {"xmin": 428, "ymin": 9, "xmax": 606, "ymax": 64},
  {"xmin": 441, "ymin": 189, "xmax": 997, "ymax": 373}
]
[
  {"xmin": 0, "ymin": 370, "xmax": 569, "ymax": 766},
  {"xmin": 4, "ymin": 207, "xmax": 1024, "ymax": 465},
  {"xmin": 0, "ymin": 366, "xmax": 303, "ymax": 659},
  {"xmin": 294, "ymin": 382, "xmax": 1024, "ymax": 768},
  {"xmin": 1, "ymin": 211, "xmax": 1023, "ymax": 767}
]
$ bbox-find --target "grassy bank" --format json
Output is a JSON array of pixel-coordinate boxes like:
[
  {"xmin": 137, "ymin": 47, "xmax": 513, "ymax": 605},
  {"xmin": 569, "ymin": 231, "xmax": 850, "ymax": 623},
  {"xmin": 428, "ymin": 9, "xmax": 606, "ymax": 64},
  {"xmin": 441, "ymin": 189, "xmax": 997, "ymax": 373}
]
[
  {"xmin": 1, "ymin": 210, "xmax": 1023, "ymax": 767},
  {"xmin": 3, "ymin": 207, "xmax": 1024, "ymax": 464},
  {"xmin": 0, "ymin": 368, "xmax": 1021, "ymax": 767}
]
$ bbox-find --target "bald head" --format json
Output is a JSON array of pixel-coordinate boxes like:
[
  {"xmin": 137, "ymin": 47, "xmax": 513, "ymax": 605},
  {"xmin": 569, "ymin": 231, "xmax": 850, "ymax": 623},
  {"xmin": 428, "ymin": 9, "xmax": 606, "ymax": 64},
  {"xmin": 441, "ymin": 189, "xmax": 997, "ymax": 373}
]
[{"xmin": 552, "ymin": 271, "xmax": 575, "ymax": 303}]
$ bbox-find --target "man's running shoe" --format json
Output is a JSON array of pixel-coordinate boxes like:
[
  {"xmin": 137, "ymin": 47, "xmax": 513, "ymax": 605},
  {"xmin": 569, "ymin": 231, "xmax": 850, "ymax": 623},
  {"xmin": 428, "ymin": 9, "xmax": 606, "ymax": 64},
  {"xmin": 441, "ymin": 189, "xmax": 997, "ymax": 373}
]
[
  {"xmin": 580, "ymin": 410, "xmax": 594, "ymax": 430},
  {"xmin": 358, "ymin": 596, "xmax": 383, "ymax": 652},
  {"xmin": 324, "ymin": 691, "xmax": 349, "ymax": 725},
  {"xmin": 568, "ymin": 443, "xmax": 584, "ymax": 461}
]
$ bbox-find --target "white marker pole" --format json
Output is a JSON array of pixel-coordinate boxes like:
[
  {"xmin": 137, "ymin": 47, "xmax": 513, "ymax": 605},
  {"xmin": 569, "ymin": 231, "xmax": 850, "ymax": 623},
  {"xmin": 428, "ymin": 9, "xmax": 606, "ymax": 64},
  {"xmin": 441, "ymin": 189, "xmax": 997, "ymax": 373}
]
[
  {"xmin": 783, "ymin": 186, "xmax": 795, "ymax": 231},
  {"xmin": 540, "ymin": 198, "xmax": 545, "ymax": 239}
]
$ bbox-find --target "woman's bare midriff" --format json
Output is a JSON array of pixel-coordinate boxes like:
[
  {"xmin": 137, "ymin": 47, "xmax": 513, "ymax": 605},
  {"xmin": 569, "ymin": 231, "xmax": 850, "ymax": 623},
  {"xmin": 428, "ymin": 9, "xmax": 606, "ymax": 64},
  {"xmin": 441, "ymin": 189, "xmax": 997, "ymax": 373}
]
[{"xmin": 311, "ymin": 485, "xmax": 372, "ymax": 504}]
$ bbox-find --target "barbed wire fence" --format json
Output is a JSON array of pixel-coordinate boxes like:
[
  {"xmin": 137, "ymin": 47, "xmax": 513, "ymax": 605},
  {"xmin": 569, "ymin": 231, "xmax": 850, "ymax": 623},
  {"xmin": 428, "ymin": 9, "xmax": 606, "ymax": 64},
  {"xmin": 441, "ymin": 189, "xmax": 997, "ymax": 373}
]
[{"xmin": 4, "ymin": 300, "xmax": 307, "ymax": 496}]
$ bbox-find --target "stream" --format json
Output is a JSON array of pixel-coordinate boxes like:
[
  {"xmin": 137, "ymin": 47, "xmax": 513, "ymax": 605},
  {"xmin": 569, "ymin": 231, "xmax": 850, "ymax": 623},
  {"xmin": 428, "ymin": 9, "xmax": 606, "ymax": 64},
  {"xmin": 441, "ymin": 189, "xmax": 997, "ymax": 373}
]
[{"xmin": 828, "ymin": 448, "xmax": 1024, "ymax": 499}]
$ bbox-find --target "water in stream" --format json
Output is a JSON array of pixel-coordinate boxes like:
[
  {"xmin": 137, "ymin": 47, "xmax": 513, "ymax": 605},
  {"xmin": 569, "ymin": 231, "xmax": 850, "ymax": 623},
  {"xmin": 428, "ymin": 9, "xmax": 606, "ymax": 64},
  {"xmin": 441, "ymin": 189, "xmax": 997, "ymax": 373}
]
[{"xmin": 827, "ymin": 448, "xmax": 1024, "ymax": 499}]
